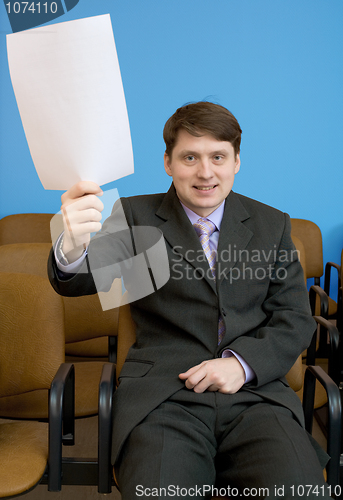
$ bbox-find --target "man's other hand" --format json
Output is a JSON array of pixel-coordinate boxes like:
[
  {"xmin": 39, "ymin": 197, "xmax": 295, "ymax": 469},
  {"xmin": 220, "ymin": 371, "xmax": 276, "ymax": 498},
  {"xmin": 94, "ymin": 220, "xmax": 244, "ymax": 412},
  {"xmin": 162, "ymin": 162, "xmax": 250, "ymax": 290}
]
[
  {"xmin": 179, "ymin": 357, "xmax": 245, "ymax": 394},
  {"xmin": 61, "ymin": 181, "xmax": 104, "ymax": 262}
]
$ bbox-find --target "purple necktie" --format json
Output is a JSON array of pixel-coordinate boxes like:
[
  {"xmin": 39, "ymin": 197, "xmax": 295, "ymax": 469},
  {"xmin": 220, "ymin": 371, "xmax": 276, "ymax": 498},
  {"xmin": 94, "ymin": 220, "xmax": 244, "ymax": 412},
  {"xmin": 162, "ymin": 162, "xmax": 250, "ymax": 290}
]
[{"xmin": 193, "ymin": 218, "xmax": 225, "ymax": 344}]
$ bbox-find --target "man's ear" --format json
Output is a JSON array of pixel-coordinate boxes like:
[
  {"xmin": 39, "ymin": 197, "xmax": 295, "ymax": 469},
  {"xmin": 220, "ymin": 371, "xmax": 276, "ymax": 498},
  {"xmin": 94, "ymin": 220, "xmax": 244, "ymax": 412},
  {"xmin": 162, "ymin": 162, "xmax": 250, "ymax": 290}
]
[
  {"xmin": 164, "ymin": 153, "xmax": 172, "ymax": 177},
  {"xmin": 234, "ymin": 153, "xmax": 241, "ymax": 174}
]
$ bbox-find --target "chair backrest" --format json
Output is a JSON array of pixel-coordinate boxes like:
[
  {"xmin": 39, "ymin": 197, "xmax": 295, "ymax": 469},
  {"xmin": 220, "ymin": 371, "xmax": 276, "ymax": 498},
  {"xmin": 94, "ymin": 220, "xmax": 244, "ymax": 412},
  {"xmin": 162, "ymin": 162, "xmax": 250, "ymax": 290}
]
[
  {"xmin": 0, "ymin": 242, "xmax": 50, "ymax": 278},
  {"xmin": 337, "ymin": 251, "xmax": 343, "ymax": 332},
  {"xmin": 0, "ymin": 213, "xmax": 54, "ymax": 245},
  {"xmin": 0, "ymin": 272, "xmax": 65, "ymax": 398},
  {"xmin": 0, "ymin": 272, "xmax": 60, "ymax": 497},
  {"xmin": 0, "ymin": 243, "xmax": 121, "ymax": 353},
  {"xmin": 290, "ymin": 219, "xmax": 323, "ymax": 280},
  {"xmin": 117, "ymin": 298, "xmax": 136, "ymax": 383},
  {"xmin": 291, "ymin": 235, "xmax": 307, "ymax": 285}
]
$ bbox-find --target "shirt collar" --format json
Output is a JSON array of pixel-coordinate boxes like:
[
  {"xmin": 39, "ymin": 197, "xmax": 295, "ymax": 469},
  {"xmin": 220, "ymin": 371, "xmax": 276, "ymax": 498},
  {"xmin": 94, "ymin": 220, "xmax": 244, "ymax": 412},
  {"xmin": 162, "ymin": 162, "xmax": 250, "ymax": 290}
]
[{"xmin": 180, "ymin": 200, "xmax": 225, "ymax": 231}]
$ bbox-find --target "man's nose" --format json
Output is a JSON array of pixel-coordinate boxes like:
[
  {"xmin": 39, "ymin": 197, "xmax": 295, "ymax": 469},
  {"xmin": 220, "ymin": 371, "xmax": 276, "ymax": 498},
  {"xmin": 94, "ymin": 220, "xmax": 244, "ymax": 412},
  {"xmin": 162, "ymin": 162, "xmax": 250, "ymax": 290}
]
[{"xmin": 197, "ymin": 159, "xmax": 213, "ymax": 178}]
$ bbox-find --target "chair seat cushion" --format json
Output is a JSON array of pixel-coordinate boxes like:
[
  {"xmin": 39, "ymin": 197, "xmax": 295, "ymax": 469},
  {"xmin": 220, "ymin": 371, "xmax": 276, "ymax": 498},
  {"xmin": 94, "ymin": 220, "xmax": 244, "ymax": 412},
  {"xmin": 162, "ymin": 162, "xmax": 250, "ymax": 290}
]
[
  {"xmin": 0, "ymin": 420, "xmax": 48, "ymax": 497},
  {"xmin": 328, "ymin": 296, "xmax": 337, "ymax": 316},
  {"xmin": 0, "ymin": 362, "xmax": 105, "ymax": 419},
  {"xmin": 66, "ymin": 337, "xmax": 109, "ymax": 357},
  {"xmin": 314, "ymin": 294, "xmax": 337, "ymax": 316}
]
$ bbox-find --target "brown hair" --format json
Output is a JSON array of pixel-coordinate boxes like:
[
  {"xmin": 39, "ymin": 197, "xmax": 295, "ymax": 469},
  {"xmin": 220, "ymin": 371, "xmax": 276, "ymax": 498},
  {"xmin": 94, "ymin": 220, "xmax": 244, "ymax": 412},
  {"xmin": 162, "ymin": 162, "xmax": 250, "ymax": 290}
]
[{"xmin": 163, "ymin": 101, "xmax": 242, "ymax": 158}]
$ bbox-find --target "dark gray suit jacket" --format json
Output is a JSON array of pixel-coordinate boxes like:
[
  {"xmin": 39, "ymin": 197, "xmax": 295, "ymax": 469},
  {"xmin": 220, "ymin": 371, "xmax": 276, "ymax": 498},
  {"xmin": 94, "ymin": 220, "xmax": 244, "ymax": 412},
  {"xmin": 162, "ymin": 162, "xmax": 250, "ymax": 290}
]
[{"xmin": 48, "ymin": 185, "xmax": 316, "ymax": 465}]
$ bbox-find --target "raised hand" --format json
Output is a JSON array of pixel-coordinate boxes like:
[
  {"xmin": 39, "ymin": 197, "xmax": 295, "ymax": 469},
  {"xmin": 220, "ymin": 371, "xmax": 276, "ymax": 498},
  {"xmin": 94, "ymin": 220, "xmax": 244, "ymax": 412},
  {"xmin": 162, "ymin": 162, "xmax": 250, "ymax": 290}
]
[{"xmin": 61, "ymin": 181, "xmax": 104, "ymax": 262}]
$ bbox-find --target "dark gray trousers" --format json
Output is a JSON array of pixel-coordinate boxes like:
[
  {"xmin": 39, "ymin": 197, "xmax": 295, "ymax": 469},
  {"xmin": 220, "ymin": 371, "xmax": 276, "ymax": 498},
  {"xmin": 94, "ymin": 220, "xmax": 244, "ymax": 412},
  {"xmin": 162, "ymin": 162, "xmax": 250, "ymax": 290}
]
[{"xmin": 116, "ymin": 388, "xmax": 330, "ymax": 500}]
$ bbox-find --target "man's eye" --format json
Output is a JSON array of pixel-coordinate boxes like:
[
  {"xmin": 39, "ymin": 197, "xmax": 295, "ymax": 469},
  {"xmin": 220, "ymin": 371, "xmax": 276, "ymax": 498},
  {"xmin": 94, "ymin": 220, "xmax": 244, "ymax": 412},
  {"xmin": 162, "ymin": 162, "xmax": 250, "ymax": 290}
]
[
  {"xmin": 186, "ymin": 156, "xmax": 195, "ymax": 161},
  {"xmin": 214, "ymin": 155, "xmax": 223, "ymax": 161}
]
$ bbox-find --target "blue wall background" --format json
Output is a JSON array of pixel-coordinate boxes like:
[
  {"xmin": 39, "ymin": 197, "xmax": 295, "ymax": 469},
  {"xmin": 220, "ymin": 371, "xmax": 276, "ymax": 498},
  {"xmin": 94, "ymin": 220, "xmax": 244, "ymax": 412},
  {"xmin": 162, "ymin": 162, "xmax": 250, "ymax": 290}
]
[{"xmin": 0, "ymin": 0, "xmax": 342, "ymax": 293}]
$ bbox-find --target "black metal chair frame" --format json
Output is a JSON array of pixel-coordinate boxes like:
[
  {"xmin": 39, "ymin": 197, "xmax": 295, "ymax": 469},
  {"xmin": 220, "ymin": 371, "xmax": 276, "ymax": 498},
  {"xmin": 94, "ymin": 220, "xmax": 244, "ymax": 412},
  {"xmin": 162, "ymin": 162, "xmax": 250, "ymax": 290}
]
[
  {"xmin": 43, "ymin": 362, "xmax": 116, "ymax": 493},
  {"xmin": 324, "ymin": 261, "xmax": 342, "ymax": 311},
  {"xmin": 306, "ymin": 316, "xmax": 341, "ymax": 383},
  {"xmin": 303, "ymin": 365, "xmax": 341, "ymax": 489},
  {"xmin": 304, "ymin": 316, "xmax": 342, "ymax": 493}
]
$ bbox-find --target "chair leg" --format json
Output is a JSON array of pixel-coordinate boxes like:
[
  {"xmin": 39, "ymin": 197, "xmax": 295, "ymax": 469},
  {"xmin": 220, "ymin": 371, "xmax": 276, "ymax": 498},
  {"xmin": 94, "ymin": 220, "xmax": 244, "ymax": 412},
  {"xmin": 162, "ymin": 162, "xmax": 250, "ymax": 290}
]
[
  {"xmin": 48, "ymin": 363, "xmax": 75, "ymax": 492},
  {"xmin": 98, "ymin": 363, "xmax": 116, "ymax": 493},
  {"xmin": 303, "ymin": 366, "xmax": 341, "ymax": 488}
]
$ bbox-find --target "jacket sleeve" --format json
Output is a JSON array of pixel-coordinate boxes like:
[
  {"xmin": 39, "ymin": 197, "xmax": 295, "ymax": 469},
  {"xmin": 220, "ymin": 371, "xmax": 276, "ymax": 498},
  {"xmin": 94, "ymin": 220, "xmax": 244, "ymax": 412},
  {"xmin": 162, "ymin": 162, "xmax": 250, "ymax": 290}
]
[
  {"xmin": 226, "ymin": 213, "xmax": 316, "ymax": 388},
  {"xmin": 48, "ymin": 197, "xmax": 134, "ymax": 297}
]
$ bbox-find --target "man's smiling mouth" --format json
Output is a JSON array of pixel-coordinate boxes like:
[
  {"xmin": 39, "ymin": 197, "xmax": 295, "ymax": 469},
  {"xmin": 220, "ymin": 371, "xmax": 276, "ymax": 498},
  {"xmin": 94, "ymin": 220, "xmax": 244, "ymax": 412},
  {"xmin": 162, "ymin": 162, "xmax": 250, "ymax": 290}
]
[{"xmin": 194, "ymin": 185, "xmax": 217, "ymax": 191}]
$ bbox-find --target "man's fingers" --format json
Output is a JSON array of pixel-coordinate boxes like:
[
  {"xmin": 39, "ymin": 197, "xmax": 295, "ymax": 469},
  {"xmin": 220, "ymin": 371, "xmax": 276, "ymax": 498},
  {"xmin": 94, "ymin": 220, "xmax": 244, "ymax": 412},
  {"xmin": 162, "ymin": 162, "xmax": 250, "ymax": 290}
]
[
  {"xmin": 178, "ymin": 368, "xmax": 197, "ymax": 379},
  {"xmin": 62, "ymin": 196, "xmax": 104, "ymax": 243},
  {"xmin": 179, "ymin": 358, "xmax": 245, "ymax": 394},
  {"xmin": 63, "ymin": 193, "xmax": 104, "ymax": 212},
  {"xmin": 194, "ymin": 381, "xmax": 224, "ymax": 393},
  {"xmin": 61, "ymin": 181, "xmax": 103, "ymax": 204},
  {"xmin": 178, "ymin": 361, "xmax": 207, "ymax": 379},
  {"xmin": 190, "ymin": 369, "xmax": 225, "ymax": 393},
  {"xmin": 62, "ymin": 193, "xmax": 104, "ymax": 253},
  {"xmin": 67, "ymin": 221, "xmax": 102, "ymax": 237},
  {"xmin": 66, "ymin": 207, "xmax": 103, "ymax": 226},
  {"xmin": 180, "ymin": 362, "xmax": 216, "ymax": 393},
  {"xmin": 206, "ymin": 384, "xmax": 219, "ymax": 392},
  {"xmin": 183, "ymin": 366, "xmax": 207, "ymax": 390}
]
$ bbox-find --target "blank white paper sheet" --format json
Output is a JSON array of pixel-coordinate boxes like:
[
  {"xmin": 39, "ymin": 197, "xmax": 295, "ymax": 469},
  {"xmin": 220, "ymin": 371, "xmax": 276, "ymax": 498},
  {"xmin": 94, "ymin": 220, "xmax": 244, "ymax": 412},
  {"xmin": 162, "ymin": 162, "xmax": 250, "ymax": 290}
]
[{"xmin": 7, "ymin": 14, "xmax": 134, "ymax": 190}]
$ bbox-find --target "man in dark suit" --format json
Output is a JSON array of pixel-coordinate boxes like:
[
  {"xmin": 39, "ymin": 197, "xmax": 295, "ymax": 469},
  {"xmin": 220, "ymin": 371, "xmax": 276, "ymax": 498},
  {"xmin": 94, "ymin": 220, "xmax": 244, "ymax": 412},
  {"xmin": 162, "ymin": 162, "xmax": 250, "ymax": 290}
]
[{"xmin": 48, "ymin": 102, "xmax": 330, "ymax": 499}]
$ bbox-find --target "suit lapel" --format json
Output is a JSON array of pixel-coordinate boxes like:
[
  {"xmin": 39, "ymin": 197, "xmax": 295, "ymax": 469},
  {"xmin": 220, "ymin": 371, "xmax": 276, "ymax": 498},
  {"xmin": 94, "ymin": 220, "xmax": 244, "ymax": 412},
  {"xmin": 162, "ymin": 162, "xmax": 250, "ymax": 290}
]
[
  {"xmin": 156, "ymin": 185, "xmax": 217, "ymax": 293},
  {"xmin": 155, "ymin": 186, "xmax": 254, "ymax": 292},
  {"xmin": 216, "ymin": 192, "xmax": 253, "ymax": 285}
]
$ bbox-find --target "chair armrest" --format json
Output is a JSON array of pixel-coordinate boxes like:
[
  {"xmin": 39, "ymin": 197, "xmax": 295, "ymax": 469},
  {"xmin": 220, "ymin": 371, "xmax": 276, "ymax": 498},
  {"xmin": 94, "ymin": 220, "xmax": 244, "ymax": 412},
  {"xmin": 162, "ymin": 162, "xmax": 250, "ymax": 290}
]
[
  {"xmin": 337, "ymin": 287, "xmax": 343, "ymax": 333},
  {"xmin": 313, "ymin": 316, "xmax": 340, "ymax": 385},
  {"xmin": 303, "ymin": 365, "xmax": 341, "ymax": 488},
  {"xmin": 98, "ymin": 362, "xmax": 116, "ymax": 494},
  {"xmin": 48, "ymin": 363, "xmax": 75, "ymax": 492},
  {"xmin": 108, "ymin": 335, "xmax": 117, "ymax": 364},
  {"xmin": 309, "ymin": 285, "xmax": 329, "ymax": 317},
  {"xmin": 324, "ymin": 262, "xmax": 341, "ymax": 297}
]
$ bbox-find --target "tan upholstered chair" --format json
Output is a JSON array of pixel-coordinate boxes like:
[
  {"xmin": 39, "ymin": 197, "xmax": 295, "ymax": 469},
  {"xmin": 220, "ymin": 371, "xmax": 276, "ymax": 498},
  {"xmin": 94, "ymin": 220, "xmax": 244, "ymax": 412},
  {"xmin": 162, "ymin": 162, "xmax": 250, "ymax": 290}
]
[
  {"xmin": 290, "ymin": 235, "xmax": 307, "ymax": 285},
  {"xmin": 0, "ymin": 213, "xmax": 54, "ymax": 245},
  {"xmin": 336, "ymin": 250, "xmax": 343, "ymax": 334},
  {"xmin": 290, "ymin": 220, "xmax": 341, "ymax": 365},
  {"xmin": 0, "ymin": 272, "xmax": 65, "ymax": 498},
  {"xmin": 290, "ymin": 219, "xmax": 324, "ymax": 284},
  {"xmin": 290, "ymin": 231, "xmax": 326, "ymax": 320},
  {"xmin": 290, "ymin": 235, "xmax": 338, "ymax": 408},
  {"xmin": 0, "ymin": 213, "xmax": 117, "ymax": 359},
  {"xmin": 291, "ymin": 235, "xmax": 312, "ymax": 357},
  {"xmin": 290, "ymin": 219, "xmax": 338, "ymax": 318},
  {"xmin": 0, "ymin": 271, "xmax": 115, "ymax": 495},
  {"xmin": 0, "ymin": 242, "xmax": 121, "ymax": 418}
]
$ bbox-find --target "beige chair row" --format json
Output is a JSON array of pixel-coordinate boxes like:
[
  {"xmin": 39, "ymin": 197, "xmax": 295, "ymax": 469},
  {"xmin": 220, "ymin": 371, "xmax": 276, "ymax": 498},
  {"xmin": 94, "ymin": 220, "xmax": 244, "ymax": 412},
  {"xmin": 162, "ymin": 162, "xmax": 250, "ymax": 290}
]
[
  {"xmin": 0, "ymin": 271, "xmax": 116, "ymax": 497},
  {"xmin": 0, "ymin": 212, "xmax": 120, "ymax": 359},
  {"xmin": 0, "ymin": 213, "xmax": 341, "ymax": 498},
  {"xmin": 1, "ymin": 272, "xmax": 341, "ymax": 498}
]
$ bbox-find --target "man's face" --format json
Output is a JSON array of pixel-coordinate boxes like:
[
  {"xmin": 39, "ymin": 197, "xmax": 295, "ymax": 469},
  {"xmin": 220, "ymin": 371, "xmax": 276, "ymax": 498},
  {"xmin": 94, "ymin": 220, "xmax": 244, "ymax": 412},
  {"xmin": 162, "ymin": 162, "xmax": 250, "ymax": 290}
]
[{"xmin": 164, "ymin": 129, "xmax": 240, "ymax": 217}]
